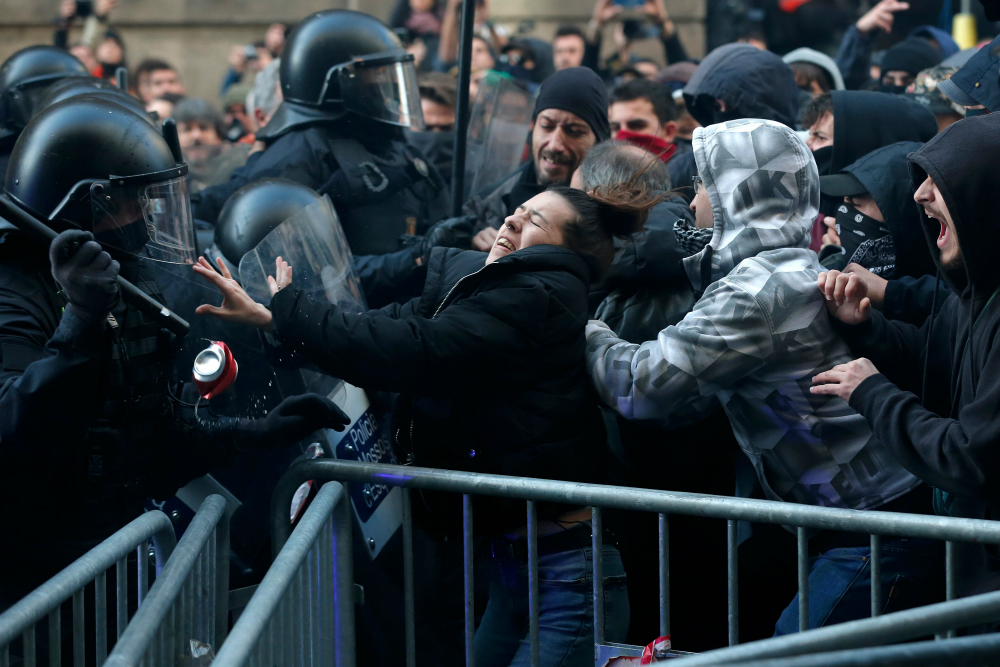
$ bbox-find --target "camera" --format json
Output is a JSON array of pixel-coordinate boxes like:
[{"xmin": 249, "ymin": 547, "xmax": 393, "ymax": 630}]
[{"xmin": 243, "ymin": 44, "xmax": 258, "ymax": 61}]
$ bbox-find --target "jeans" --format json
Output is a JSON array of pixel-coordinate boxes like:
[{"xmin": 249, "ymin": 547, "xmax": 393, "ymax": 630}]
[
  {"xmin": 774, "ymin": 538, "xmax": 944, "ymax": 635},
  {"xmin": 474, "ymin": 544, "xmax": 630, "ymax": 667}
]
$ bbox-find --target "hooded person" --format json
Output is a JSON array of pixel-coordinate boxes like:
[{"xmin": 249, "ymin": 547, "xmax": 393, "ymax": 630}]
[
  {"xmin": 464, "ymin": 66, "xmax": 611, "ymax": 248},
  {"xmin": 783, "ymin": 47, "xmax": 847, "ymax": 93},
  {"xmin": 682, "ymin": 44, "xmax": 800, "ymax": 130},
  {"xmin": 909, "ymin": 25, "xmax": 960, "ymax": 60},
  {"xmin": 814, "ymin": 111, "xmax": 1000, "ymax": 600},
  {"xmin": 587, "ymin": 118, "xmax": 942, "ymax": 635},
  {"xmin": 878, "ymin": 37, "xmax": 944, "ymax": 94},
  {"xmin": 819, "ymin": 141, "xmax": 938, "ymax": 279}
]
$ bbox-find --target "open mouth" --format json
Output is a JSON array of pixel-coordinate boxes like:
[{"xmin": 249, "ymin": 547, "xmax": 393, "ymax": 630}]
[
  {"xmin": 496, "ymin": 236, "xmax": 516, "ymax": 253},
  {"xmin": 937, "ymin": 219, "xmax": 949, "ymax": 249}
]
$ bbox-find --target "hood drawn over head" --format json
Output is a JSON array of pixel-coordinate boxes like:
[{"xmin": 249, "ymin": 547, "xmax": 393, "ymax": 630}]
[
  {"xmin": 908, "ymin": 113, "xmax": 1000, "ymax": 307},
  {"xmin": 830, "ymin": 91, "xmax": 937, "ymax": 174},
  {"xmin": 783, "ymin": 47, "xmax": 846, "ymax": 91},
  {"xmin": 684, "ymin": 119, "xmax": 819, "ymax": 288},
  {"xmin": 841, "ymin": 141, "xmax": 936, "ymax": 279},
  {"xmin": 683, "ymin": 44, "xmax": 799, "ymax": 129}
]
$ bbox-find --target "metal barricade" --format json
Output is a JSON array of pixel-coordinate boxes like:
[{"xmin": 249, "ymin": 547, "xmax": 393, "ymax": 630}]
[
  {"xmin": 715, "ymin": 632, "xmax": 1000, "ymax": 667},
  {"xmin": 0, "ymin": 510, "xmax": 176, "ymax": 667},
  {"xmin": 104, "ymin": 494, "xmax": 229, "ymax": 667},
  {"xmin": 211, "ymin": 482, "xmax": 354, "ymax": 667},
  {"xmin": 267, "ymin": 460, "xmax": 1000, "ymax": 667}
]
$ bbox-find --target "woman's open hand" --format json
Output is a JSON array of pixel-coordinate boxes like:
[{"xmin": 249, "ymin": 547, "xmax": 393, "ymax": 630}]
[
  {"xmin": 192, "ymin": 256, "xmax": 275, "ymax": 332},
  {"xmin": 267, "ymin": 256, "xmax": 292, "ymax": 296}
]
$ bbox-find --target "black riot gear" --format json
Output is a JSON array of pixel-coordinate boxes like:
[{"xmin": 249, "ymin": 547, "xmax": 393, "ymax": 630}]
[
  {"xmin": 6, "ymin": 97, "xmax": 197, "ymax": 264},
  {"xmin": 0, "ymin": 46, "xmax": 89, "ymax": 136},
  {"xmin": 215, "ymin": 177, "xmax": 322, "ymax": 264},
  {"xmin": 258, "ymin": 10, "xmax": 423, "ymax": 142}
]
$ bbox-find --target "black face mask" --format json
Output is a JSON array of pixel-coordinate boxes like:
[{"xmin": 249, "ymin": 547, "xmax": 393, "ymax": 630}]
[
  {"xmin": 812, "ymin": 145, "xmax": 834, "ymax": 176},
  {"xmin": 835, "ymin": 202, "xmax": 896, "ymax": 276},
  {"xmin": 966, "ymin": 106, "xmax": 990, "ymax": 117},
  {"xmin": 879, "ymin": 83, "xmax": 908, "ymax": 95}
]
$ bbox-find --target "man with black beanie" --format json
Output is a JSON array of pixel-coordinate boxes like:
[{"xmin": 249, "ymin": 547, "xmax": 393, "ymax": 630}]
[
  {"xmin": 878, "ymin": 37, "xmax": 943, "ymax": 93},
  {"xmin": 467, "ymin": 66, "xmax": 611, "ymax": 250}
]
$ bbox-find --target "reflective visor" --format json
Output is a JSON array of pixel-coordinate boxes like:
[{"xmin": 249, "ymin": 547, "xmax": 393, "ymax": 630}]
[
  {"xmin": 91, "ymin": 174, "xmax": 198, "ymax": 264},
  {"xmin": 339, "ymin": 57, "xmax": 424, "ymax": 130}
]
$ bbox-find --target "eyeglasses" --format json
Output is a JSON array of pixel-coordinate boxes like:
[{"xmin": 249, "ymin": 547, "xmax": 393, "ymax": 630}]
[{"xmin": 692, "ymin": 175, "xmax": 704, "ymax": 195}]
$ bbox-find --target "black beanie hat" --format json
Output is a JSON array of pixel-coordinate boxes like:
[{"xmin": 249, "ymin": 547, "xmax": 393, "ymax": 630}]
[
  {"xmin": 880, "ymin": 38, "xmax": 943, "ymax": 77},
  {"xmin": 532, "ymin": 67, "xmax": 611, "ymax": 142}
]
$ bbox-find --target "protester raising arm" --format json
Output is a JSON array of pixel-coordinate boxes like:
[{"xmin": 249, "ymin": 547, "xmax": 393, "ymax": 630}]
[
  {"xmin": 835, "ymin": 0, "xmax": 910, "ymax": 90},
  {"xmin": 812, "ymin": 270, "xmax": 1000, "ymax": 499}
]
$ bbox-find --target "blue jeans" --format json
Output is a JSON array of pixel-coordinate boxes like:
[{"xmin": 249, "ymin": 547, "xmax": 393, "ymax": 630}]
[
  {"xmin": 474, "ymin": 544, "xmax": 630, "ymax": 667},
  {"xmin": 774, "ymin": 538, "xmax": 944, "ymax": 635}
]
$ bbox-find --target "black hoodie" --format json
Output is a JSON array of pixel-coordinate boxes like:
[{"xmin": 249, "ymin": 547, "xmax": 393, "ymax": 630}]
[
  {"xmin": 838, "ymin": 113, "xmax": 1000, "ymax": 597},
  {"xmin": 840, "ymin": 141, "xmax": 938, "ymax": 279},
  {"xmin": 682, "ymin": 43, "xmax": 799, "ymax": 129}
]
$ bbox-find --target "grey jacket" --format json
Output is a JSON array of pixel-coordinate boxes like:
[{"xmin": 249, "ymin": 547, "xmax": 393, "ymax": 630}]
[{"xmin": 586, "ymin": 119, "xmax": 921, "ymax": 511}]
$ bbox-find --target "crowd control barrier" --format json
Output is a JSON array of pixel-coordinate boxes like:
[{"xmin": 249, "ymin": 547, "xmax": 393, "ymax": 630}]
[
  {"xmin": 211, "ymin": 482, "xmax": 353, "ymax": 667},
  {"xmin": 266, "ymin": 460, "xmax": 1000, "ymax": 667},
  {"xmin": 0, "ymin": 510, "xmax": 176, "ymax": 666},
  {"xmin": 104, "ymin": 495, "xmax": 229, "ymax": 667}
]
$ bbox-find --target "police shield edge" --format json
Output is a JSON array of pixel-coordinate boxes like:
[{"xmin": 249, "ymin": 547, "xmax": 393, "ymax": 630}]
[{"xmin": 463, "ymin": 74, "xmax": 535, "ymax": 201}]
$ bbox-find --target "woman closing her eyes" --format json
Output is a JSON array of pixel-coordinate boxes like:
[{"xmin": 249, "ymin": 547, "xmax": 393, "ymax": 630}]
[{"xmin": 193, "ymin": 180, "xmax": 663, "ymax": 667}]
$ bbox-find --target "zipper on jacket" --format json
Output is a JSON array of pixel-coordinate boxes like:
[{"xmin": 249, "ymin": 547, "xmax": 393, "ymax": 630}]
[{"xmin": 432, "ymin": 263, "xmax": 491, "ymax": 318}]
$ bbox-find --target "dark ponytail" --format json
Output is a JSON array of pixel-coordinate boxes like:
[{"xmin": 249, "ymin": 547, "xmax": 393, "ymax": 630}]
[{"xmin": 549, "ymin": 180, "xmax": 667, "ymax": 280}]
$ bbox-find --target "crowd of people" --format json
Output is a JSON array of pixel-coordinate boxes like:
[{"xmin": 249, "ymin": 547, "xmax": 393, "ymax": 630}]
[{"xmin": 2, "ymin": 0, "xmax": 1000, "ymax": 664}]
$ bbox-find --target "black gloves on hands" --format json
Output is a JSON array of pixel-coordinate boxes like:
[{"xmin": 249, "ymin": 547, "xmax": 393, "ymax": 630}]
[
  {"xmin": 228, "ymin": 393, "xmax": 351, "ymax": 453},
  {"xmin": 410, "ymin": 216, "xmax": 475, "ymax": 264},
  {"xmin": 50, "ymin": 230, "xmax": 121, "ymax": 322}
]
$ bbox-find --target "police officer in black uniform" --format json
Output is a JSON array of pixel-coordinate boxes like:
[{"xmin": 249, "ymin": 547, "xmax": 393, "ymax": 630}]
[
  {"xmin": 191, "ymin": 10, "xmax": 451, "ymax": 257},
  {"xmin": 0, "ymin": 97, "xmax": 350, "ymax": 611},
  {"xmin": 0, "ymin": 45, "xmax": 90, "ymax": 178}
]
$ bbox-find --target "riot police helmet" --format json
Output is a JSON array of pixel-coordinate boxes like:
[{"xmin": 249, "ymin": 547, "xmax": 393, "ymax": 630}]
[
  {"xmin": 0, "ymin": 46, "xmax": 89, "ymax": 135},
  {"xmin": 5, "ymin": 97, "xmax": 197, "ymax": 264},
  {"xmin": 215, "ymin": 178, "xmax": 322, "ymax": 265},
  {"xmin": 35, "ymin": 75, "xmax": 154, "ymax": 123},
  {"xmin": 257, "ymin": 10, "xmax": 424, "ymax": 141}
]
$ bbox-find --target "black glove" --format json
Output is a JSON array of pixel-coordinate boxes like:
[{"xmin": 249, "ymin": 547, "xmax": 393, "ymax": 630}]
[
  {"xmin": 227, "ymin": 394, "xmax": 350, "ymax": 453},
  {"xmin": 50, "ymin": 229, "xmax": 121, "ymax": 322},
  {"xmin": 412, "ymin": 216, "xmax": 475, "ymax": 263}
]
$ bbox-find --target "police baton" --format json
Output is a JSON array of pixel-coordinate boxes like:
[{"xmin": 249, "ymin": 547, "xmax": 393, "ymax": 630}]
[{"xmin": 0, "ymin": 194, "xmax": 191, "ymax": 337}]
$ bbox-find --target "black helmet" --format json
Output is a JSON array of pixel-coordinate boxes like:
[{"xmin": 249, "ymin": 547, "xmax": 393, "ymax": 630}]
[
  {"xmin": 6, "ymin": 97, "xmax": 197, "ymax": 264},
  {"xmin": 257, "ymin": 10, "xmax": 423, "ymax": 141},
  {"xmin": 215, "ymin": 178, "xmax": 322, "ymax": 264},
  {"xmin": 35, "ymin": 76, "xmax": 153, "ymax": 124},
  {"xmin": 0, "ymin": 46, "xmax": 89, "ymax": 135}
]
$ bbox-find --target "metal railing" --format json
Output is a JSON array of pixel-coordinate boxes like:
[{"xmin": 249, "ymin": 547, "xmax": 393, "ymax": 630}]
[
  {"xmin": 714, "ymin": 632, "xmax": 1000, "ymax": 667},
  {"xmin": 267, "ymin": 460, "xmax": 1000, "ymax": 667},
  {"xmin": 211, "ymin": 482, "xmax": 354, "ymax": 667},
  {"xmin": 104, "ymin": 494, "xmax": 229, "ymax": 667},
  {"xmin": 0, "ymin": 510, "xmax": 176, "ymax": 667}
]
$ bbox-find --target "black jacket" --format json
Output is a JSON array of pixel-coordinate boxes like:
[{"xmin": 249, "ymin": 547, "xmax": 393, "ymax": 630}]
[
  {"xmin": 838, "ymin": 114, "xmax": 1000, "ymax": 597},
  {"xmin": 829, "ymin": 92, "xmax": 938, "ymax": 175},
  {"xmin": 269, "ymin": 245, "xmax": 605, "ymax": 528},
  {"xmin": 0, "ymin": 235, "xmax": 229, "ymax": 604}
]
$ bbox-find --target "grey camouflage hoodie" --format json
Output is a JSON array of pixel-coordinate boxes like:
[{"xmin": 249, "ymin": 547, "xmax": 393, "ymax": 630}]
[{"xmin": 585, "ymin": 119, "xmax": 920, "ymax": 510}]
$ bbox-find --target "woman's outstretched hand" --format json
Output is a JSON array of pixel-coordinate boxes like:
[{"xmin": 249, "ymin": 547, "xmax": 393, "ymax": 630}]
[
  {"xmin": 268, "ymin": 256, "xmax": 292, "ymax": 296},
  {"xmin": 193, "ymin": 256, "xmax": 275, "ymax": 332}
]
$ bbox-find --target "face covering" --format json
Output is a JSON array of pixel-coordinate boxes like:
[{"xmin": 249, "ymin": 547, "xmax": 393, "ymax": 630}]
[
  {"xmin": 966, "ymin": 106, "xmax": 990, "ymax": 117},
  {"xmin": 879, "ymin": 84, "xmax": 908, "ymax": 95},
  {"xmin": 835, "ymin": 202, "xmax": 896, "ymax": 276},
  {"xmin": 615, "ymin": 129, "xmax": 678, "ymax": 163}
]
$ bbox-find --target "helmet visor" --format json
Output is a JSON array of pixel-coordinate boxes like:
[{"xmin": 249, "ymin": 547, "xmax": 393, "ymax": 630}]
[
  {"xmin": 91, "ymin": 174, "xmax": 198, "ymax": 264},
  {"xmin": 339, "ymin": 58, "xmax": 424, "ymax": 130},
  {"xmin": 238, "ymin": 195, "xmax": 366, "ymax": 311}
]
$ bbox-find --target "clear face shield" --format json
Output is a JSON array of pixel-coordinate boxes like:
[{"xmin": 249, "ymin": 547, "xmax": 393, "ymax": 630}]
[
  {"xmin": 322, "ymin": 53, "xmax": 425, "ymax": 131},
  {"xmin": 238, "ymin": 195, "xmax": 367, "ymax": 313},
  {"xmin": 464, "ymin": 73, "xmax": 535, "ymax": 197},
  {"xmin": 88, "ymin": 168, "xmax": 198, "ymax": 264}
]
